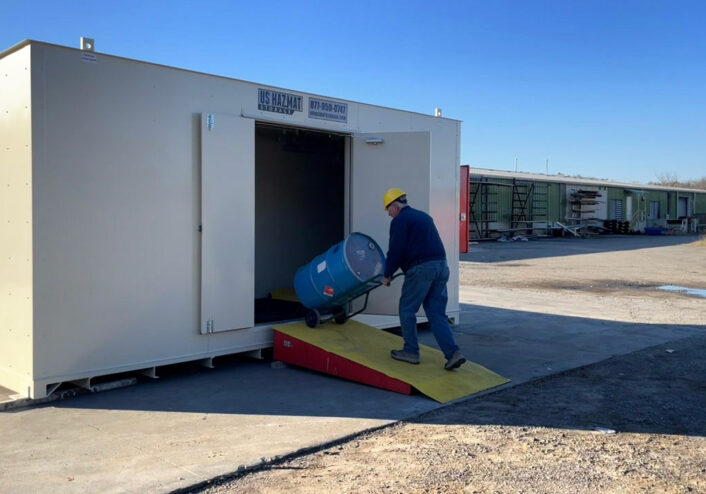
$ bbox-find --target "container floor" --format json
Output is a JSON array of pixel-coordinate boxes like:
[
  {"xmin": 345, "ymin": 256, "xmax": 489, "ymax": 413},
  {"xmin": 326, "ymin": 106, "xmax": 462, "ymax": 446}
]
[{"xmin": 254, "ymin": 297, "xmax": 307, "ymax": 324}]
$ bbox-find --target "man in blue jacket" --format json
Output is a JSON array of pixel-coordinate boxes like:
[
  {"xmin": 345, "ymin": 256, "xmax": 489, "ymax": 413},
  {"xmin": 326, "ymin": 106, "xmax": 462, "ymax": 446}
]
[{"xmin": 380, "ymin": 188, "xmax": 466, "ymax": 370}]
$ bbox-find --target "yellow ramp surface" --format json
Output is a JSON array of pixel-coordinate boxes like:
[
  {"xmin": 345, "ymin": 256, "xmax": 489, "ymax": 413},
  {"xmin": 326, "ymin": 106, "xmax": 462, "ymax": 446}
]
[{"xmin": 273, "ymin": 320, "xmax": 510, "ymax": 403}]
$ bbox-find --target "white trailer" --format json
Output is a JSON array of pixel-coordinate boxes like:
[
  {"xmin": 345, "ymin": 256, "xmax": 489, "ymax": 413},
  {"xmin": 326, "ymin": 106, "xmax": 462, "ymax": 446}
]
[{"xmin": 0, "ymin": 40, "xmax": 461, "ymax": 399}]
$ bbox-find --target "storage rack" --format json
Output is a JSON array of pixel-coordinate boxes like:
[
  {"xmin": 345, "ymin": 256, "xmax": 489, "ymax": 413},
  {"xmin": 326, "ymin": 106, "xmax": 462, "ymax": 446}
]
[
  {"xmin": 510, "ymin": 179, "xmax": 550, "ymax": 237},
  {"xmin": 469, "ymin": 177, "xmax": 502, "ymax": 240},
  {"xmin": 469, "ymin": 177, "xmax": 551, "ymax": 240},
  {"xmin": 565, "ymin": 189, "xmax": 604, "ymax": 236}
]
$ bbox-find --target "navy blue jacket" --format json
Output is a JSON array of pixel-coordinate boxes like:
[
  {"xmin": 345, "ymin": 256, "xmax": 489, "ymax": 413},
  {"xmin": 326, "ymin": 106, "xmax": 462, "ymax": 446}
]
[{"xmin": 384, "ymin": 206, "xmax": 446, "ymax": 278}]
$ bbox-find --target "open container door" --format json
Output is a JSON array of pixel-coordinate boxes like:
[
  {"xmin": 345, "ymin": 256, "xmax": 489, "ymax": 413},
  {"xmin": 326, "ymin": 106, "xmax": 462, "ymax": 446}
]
[
  {"xmin": 459, "ymin": 165, "xmax": 469, "ymax": 253},
  {"xmin": 200, "ymin": 113, "xmax": 255, "ymax": 333},
  {"xmin": 350, "ymin": 131, "xmax": 431, "ymax": 315}
]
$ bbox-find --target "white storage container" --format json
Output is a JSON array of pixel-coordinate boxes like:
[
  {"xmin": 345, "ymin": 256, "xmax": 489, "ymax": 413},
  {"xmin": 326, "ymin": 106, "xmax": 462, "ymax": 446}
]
[{"xmin": 0, "ymin": 40, "xmax": 461, "ymax": 399}]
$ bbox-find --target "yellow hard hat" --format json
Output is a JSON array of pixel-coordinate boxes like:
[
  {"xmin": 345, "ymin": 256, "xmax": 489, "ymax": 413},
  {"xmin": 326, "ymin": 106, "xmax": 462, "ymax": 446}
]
[{"xmin": 383, "ymin": 188, "xmax": 406, "ymax": 210}]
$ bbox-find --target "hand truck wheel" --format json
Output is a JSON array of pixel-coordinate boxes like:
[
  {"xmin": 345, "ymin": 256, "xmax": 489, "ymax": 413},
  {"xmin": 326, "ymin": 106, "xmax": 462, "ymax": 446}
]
[
  {"xmin": 333, "ymin": 306, "xmax": 348, "ymax": 325},
  {"xmin": 305, "ymin": 309, "xmax": 320, "ymax": 328}
]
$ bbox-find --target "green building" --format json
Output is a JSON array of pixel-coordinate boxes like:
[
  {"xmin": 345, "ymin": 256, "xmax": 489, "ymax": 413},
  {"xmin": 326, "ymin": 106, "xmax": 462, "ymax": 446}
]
[{"xmin": 468, "ymin": 168, "xmax": 706, "ymax": 240}]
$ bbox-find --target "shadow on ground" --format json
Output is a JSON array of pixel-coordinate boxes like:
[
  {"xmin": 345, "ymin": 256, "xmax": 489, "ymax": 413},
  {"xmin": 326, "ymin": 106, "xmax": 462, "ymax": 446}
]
[
  {"xmin": 462, "ymin": 235, "xmax": 700, "ymax": 263},
  {"xmin": 415, "ymin": 334, "xmax": 706, "ymax": 438}
]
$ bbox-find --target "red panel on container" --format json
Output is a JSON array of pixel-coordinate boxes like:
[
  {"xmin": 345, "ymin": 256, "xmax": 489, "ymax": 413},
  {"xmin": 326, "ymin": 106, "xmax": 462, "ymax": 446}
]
[
  {"xmin": 273, "ymin": 331, "xmax": 412, "ymax": 395},
  {"xmin": 459, "ymin": 165, "xmax": 470, "ymax": 253}
]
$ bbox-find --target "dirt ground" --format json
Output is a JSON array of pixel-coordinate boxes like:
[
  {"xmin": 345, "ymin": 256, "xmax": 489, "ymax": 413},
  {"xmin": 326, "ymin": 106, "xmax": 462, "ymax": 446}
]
[
  {"xmin": 460, "ymin": 235, "xmax": 706, "ymax": 326},
  {"xmin": 191, "ymin": 235, "xmax": 705, "ymax": 494}
]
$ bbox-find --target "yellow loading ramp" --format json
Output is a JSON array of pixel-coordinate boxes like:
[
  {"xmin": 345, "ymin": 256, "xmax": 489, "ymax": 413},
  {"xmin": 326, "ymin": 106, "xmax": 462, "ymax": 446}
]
[{"xmin": 273, "ymin": 320, "xmax": 509, "ymax": 403}]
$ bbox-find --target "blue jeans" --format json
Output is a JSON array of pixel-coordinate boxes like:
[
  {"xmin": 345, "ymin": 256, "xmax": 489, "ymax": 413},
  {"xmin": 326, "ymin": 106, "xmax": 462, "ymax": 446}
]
[{"xmin": 399, "ymin": 260, "xmax": 459, "ymax": 360}]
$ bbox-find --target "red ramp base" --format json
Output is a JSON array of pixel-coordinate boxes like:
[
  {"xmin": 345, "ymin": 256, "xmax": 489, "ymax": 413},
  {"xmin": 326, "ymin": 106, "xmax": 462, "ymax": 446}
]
[{"xmin": 274, "ymin": 330, "xmax": 412, "ymax": 395}]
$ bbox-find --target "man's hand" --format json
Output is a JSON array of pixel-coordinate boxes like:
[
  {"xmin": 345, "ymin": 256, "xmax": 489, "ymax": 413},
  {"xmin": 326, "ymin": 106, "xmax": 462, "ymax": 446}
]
[{"xmin": 381, "ymin": 277, "xmax": 391, "ymax": 287}]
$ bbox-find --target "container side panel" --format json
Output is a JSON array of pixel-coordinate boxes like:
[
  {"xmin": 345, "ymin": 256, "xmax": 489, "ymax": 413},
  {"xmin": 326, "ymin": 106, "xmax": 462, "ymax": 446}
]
[
  {"xmin": 459, "ymin": 165, "xmax": 469, "ymax": 253},
  {"xmin": 31, "ymin": 45, "xmax": 212, "ymax": 379},
  {"xmin": 0, "ymin": 46, "xmax": 33, "ymax": 396}
]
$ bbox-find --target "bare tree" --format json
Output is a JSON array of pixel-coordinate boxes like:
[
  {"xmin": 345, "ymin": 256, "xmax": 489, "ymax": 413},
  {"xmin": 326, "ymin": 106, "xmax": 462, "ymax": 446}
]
[
  {"xmin": 654, "ymin": 172, "xmax": 680, "ymax": 186},
  {"xmin": 690, "ymin": 177, "xmax": 706, "ymax": 190},
  {"xmin": 651, "ymin": 173, "xmax": 706, "ymax": 190}
]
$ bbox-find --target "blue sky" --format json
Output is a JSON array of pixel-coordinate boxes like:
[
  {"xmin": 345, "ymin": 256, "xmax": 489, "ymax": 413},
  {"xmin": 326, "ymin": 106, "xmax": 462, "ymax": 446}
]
[{"xmin": 1, "ymin": 0, "xmax": 704, "ymax": 184}]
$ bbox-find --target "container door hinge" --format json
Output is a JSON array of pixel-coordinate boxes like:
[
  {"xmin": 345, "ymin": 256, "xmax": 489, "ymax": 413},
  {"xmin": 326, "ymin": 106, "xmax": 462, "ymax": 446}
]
[{"xmin": 206, "ymin": 319, "xmax": 215, "ymax": 333}]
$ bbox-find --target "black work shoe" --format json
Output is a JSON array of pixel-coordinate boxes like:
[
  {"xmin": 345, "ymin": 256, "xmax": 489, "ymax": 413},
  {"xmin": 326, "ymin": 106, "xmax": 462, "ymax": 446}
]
[
  {"xmin": 444, "ymin": 351, "xmax": 466, "ymax": 370},
  {"xmin": 390, "ymin": 349, "xmax": 420, "ymax": 365}
]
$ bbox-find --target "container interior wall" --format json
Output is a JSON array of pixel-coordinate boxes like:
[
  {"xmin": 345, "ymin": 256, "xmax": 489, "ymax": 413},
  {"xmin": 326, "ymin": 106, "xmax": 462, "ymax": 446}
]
[
  {"xmin": 0, "ymin": 46, "xmax": 34, "ymax": 396},
  {"xmin": 254, "ymin": 124, "xmax": 344, "ymax": 320}
]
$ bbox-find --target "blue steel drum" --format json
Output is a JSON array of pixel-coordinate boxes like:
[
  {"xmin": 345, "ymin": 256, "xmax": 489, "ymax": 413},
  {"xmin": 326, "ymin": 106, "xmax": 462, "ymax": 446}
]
[{"xmin": 294, "ymin": 232, "xmax": 385, "ymax": 312}]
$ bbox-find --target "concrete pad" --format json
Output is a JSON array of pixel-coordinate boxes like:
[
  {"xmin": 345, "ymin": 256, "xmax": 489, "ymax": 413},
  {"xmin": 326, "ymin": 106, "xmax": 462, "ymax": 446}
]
[
  {"xmin": 455, "ymin": 304, "xmax": 703, "ymax": 384},
  {"xmin": 0, "ymin": 357, "xmax": 436, "ymax": 494},
  {"xmin": 0, "ymin": 385, "xmax": 15, "ymax": 403}
]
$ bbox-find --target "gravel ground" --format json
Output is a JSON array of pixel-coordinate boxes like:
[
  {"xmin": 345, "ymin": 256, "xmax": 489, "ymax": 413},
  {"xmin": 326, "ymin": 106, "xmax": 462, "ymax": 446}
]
[
  {"xmin": 193, "ymin": 336, "xmax": 705, "ymax": 494},
  {"xmin": 189, "ymin": 235, "xmax": 706, "ymax": 494},
  {"xmin": 460, "ymin": 236, "xmax": 705, "ymax": 326}
]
